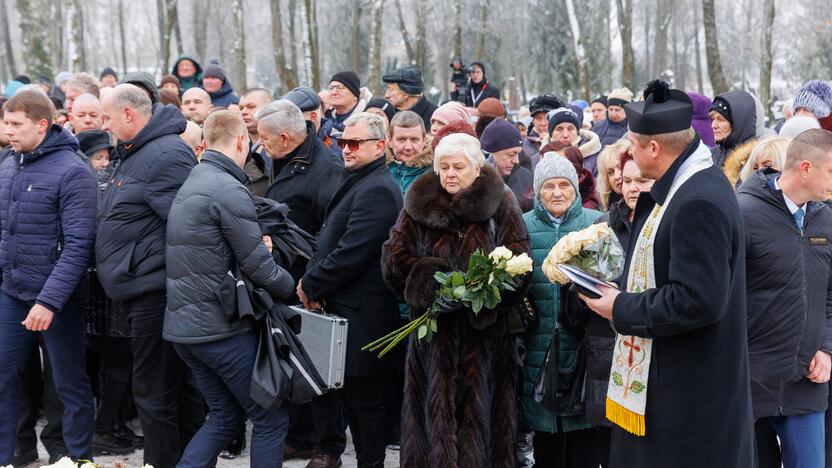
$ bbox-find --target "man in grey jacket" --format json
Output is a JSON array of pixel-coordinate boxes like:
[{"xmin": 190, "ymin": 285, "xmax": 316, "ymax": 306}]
[{"xmin": 164, "ymin": 110, "xmax": 295, "ymax": 468}]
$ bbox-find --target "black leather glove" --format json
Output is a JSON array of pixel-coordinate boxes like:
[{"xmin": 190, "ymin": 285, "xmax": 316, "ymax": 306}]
[{"xmin": 436, "ymin": 296, "xmax": 464, "ymax": 314}]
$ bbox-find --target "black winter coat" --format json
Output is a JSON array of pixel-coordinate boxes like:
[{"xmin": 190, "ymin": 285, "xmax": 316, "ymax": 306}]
[
  {"xmin": 738, "ymin": 170, "xmax": 832, "ymax": 419},
  {"xmin": 264, "ymin": 123, "xmax": 343, "ymax": 236},
  {"xmin": 408, "ymin": 96, "xmax": 438, "ymax": 129},
  {"xmin": 449, "ymin": 80, "xmax": 501, "ymax": 108},
  {"xmin": 710, "ymin": 91, "xmax": 757, "ymax": 169},
  {"xmin": 609, "ymin": 137, "xmax": 755, "ymax": 468},
  {"xmin": 300, "ymin": 156, "xmax": 404, "ymax": 378},
  {"xmin": 164, "ymin": 151, "xmax": 294, "ymax": 344},
  {"xmin": 96, "ymin": 104, "xmax": 197, "ymax": 302}
]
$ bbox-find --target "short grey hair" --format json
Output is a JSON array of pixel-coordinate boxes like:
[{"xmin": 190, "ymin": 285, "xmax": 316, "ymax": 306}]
[
  {"xmin": 111, "ymin": 84, "xmax": 152, "ymax": 115},
  {"xmin": 344, "ymin": 112, "xmax": 386, "ymax": 140},
  {"xmin": 256, "ymin": 99, "xmax": 307, "ymax": 139},
  {"xmin": 66, "ymin": 72, "xmax": 101, "ymax": 98},
  {"xmin": 433, "ymin": 133, "xmax": 485, "ymax": 172}
]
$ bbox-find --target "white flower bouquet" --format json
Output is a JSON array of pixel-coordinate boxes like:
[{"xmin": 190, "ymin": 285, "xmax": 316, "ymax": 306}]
[{"xmin": 542, "ymin": 223, "xmax": 625, "ymax": 285}]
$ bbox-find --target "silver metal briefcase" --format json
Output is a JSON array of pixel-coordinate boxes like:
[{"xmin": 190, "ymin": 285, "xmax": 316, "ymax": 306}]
[{"xmin": 291, "ymin": 306, "xmax": 348, "ymax": 389}]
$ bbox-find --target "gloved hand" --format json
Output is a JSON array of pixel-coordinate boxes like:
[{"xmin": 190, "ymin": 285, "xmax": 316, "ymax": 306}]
[{"xmin": 436, "ymin": 296, "xmax": 464, "ymax": 314}]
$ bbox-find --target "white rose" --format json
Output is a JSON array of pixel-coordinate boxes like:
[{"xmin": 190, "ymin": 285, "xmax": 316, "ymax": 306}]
[
  {"xmin": 505, "ymin": 253, "xmax": 534, "ymax": 276},
  {"xmin": 488, "ymin": 246, "xmax": 514, "ymax": 262},
  {"xmin": 44, "ymin": 458, "xmax": 79, "ymax": 468}
]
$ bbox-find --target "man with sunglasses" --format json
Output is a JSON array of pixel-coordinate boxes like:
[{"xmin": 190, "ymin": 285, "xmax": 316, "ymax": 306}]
[
  {"xmin": 297, "ymin": 112, "xmax": 404, "ymax": 468},
  {"xmin": 256, "ymin": 99, "xmax": 343, "ymax": 238}
]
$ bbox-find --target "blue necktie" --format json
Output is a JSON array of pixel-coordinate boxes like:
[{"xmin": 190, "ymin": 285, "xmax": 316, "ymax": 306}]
[{"xmin": 794, "ymin": 207, "xmax": 805, "ymax": 230}]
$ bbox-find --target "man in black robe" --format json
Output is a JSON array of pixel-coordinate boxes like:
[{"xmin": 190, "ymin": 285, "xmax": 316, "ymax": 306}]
[{"xmin": 581, "ymin": 80, "xmax": 756, "ymax": 468}]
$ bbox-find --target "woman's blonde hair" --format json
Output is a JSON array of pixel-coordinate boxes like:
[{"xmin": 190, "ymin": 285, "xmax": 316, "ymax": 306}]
[
  {"xmin": 739, "ymin": 136, "xmax": 790, "ymax": 183},
  {"xmin": 596, "ymin": 138, "xmax": 631, "ymax": 210}
]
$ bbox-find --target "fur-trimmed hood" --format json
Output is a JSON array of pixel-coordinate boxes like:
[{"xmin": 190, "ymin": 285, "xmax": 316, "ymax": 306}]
[
  {"xmin": 404, "ymin": 164, "xmax": 507, "ymax": 231},
  {"xmin": 722, "ymin": 139, "xmax": 757, "ymax": 189},
  {"xmin": 578, "ymin": 129, "xmax": 602, "ymax": 157}
]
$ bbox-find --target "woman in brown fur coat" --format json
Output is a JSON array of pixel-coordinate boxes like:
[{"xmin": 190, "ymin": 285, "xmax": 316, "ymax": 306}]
[{"xmin": 381, "ymin": 133, "xmax": 531, "ymax": 468}]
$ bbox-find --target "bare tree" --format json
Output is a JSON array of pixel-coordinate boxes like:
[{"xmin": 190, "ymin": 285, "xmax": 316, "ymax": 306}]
[
  {"xmin": 350, "ymin": 0, "xmax": 362, "ymax": 72},
  {"xmin": 415, "ymin": 0, "xmax": 427, "ymax": 71},
  {"xmin": 270, "ymin": 0, "xmax": 298, "ymax": 90},
  {"xmin": 367, "ymin": 0, "xmax": 385, "ymax": 94},
  {"xmin": 193, "ymin": 3, "xmax": 207, "ymax": 64},
  {"xmin": 1, "ymin": 0, "xmax": 19, "ymax": 77},
  {"xmin": 453, "ymin": 0, "xmax": 462, "ymax": 57},
  {"xmin": 616, "ymin": 0, "xmax": 634, "ymax": 89},
  {"xmin": 118, "ymin": 0, "xmax": 128, "ymax": 72},
  {"xmin": 231, "ymin": 0, "xmax": 246, "ymax": 89},
  {"xmin": 394, "ymin": 0, "xmax": 414, "ymax": 65},
  {"xmin": 157, "ymin": 0, "xmax": 179, "ymax": 75},
  {"xmin": 702, "ymin": 0, "xmax": 728, "ymax": 94},
  {"xmin": 15, "ymin": 0, "xmax": 53, "ymax": 77},
  {"xmin": 304, "ymin": 0, "xmax": 320, "ymax": 89},
  {"xmin": 653, "ymin": 0, "xmax": 672, "ymax": 75},
  {"xmin": 564, "ymin": 0, "xmax": 590, "ymax": 99},
  {"xmin": 759, "ymin": 0, "xmax": 775, "ymax": 122},
  {"xmin": 70, "ymin": 0, "xmax": 87, "ymax": 72},
  {"xmin": 474, "ymin": 0, "xmax": 491, "ymax": 60},
  {"xmin": 49, "ymin": 0, "xmax": 63, "ymax": 72},
  {"xmin": 692, "ymin": 0, "xmax": 704, "ymax": 93}
]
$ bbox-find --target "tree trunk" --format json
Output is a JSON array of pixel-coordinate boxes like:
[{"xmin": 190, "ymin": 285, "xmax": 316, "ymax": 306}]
[
  {"xmin": 692, "ymin": 0, "xmax": 703, "ymax": 93},
  {"xmin": 394, "ymin": 0, "xmax": 414, "ymax": 65},
  {"xmin": 71, "ymin": 0, "xmax": 87, "ymax": 72},
  {"xmin": 367, "ymin": 0, "xmax": 385, "ymax": 95},
  {"xmin": 304, "ymin": 0, "xmax": 320, "ymax": 90},
  {"xmin": 270, "ymin": 0, "xmax": 298, "ymax": 90},
  {"xmin": 702, "ymin": 0, "xmax": 728, "ymax": 94},
  {"xmin": 15, "ymin": 0, "xmax": 53, "ymax": 78},
  {"xmin": 193, "ymin": 3, "xmax": 207, "ymax": 64},
  {"xmin": 118, "ymin": 0, "xmax": 128, "ymax": 72},
  {"xmin": 453, "ymin": 0, "xmax": 462, "ymax": 57},
  {"xmin": 158, "ymin": 0, "xmax": 178, "ymax": 77},
  {"xmin": 616, "ymin": 0, "xmax": 634, "ymax": 89},
  {"xmin": 173, "ymin": 1, "xmax": 183, "ymax": 56},
  {"xmin": 288, "ymin": 0, "xmax": 299, "ymax": 82},
  {"xmin": 653, "ymin": 0, "xmax": 672, "ymax": 75},
  {"xmin": 350, "ymin": 0, "xmax": 362, "ymax": 72},
  {"xmin": 564, "ymin": 0, "xmax": 590, "ymax": 99},
  {"xmin": 759, "ymin": 0, "xmax": 775, "ymax": 123},
  {"xmin": 1, "ymin": 0, "xmax": 18, "ymax": 77},
  {"xmin": 231, "ymin": 0, "xmax": 246, "ymax": 90},
  {"xmin": 474, "ymin": 0, "xmax": 490, "ymax": 60},
  {"xmin": 49, "ymin": 0, "xmax": 63, "ymax": 72},
  {"xmin": 415, "ymin": 0, "xmax": 427, "ymax": 71},
  {"xmin": 643, "ymin": 0, "xmax": 651, "ymax": 80}
]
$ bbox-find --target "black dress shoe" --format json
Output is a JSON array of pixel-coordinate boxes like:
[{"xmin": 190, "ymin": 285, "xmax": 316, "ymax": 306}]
[
  {"xmin": 92, "ymin": 432, "xmax": 136, "ymax": 456},
  {"xmin": 113, "ymin": 425, "xmax": 144, "ymax": 449},
  {"xmin": 12, "ymin": 448, "xmax": 39, "ymax": 467},
  {"xmin": 219, "ymin": 433, "xmax": 247, "ymax": 459}
]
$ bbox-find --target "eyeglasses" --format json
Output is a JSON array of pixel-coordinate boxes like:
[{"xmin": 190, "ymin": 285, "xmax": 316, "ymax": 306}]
[
  {"xmin": 337, "ymin": 138, "xmax": 380, "ymax": 151},
  {"xmin": 328, "ymin": 84, "xmax": 346, "ymax": 92}
]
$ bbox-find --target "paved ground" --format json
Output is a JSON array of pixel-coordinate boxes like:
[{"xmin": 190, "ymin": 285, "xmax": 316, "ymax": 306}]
[{"xmin": 31, "ymin": 419, "xmax": 400, "ymax": 467}]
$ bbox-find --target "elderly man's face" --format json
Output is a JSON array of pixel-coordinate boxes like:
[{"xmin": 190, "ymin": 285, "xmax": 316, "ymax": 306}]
[
  {"xmin": 70, "ymin": 99, "xmax": 103, "ymax": 133},
  {"xmin": 202, "ymin": 77, "xmax": 223, "ymax": 93},
  {"xmin": 340, "ymin": 122, "xmax": 383, "ymax": 170},
  {"xmin": 177, "ymin": 60, "xmax": 197, "ymax": 78},
  {"xmin": 328, "ymin": 81, "xmax": 357, "ymax": 111},
  {"xmin": 384, "ymin": 83, "xmax": 408, "ymax": 109},
  {"xmin": 181, "ymin": 90, "xmax": 212, "ymax": 125},
  {"xmin": 491, "ymin": 146, "xmax": 521, "ymax": 177},
  {"xmin": 539, "ymin": 177, "xmax": 575, "ymax": 218}
]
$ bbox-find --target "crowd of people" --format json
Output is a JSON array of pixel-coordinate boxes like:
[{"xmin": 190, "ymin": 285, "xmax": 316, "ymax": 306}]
[{"xmin": 0, "ymin": 54, "xmax": 832, "ymax": 468}]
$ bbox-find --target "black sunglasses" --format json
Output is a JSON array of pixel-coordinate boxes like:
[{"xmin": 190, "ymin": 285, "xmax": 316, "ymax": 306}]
[{"xmin": 337, "ymin": 138, "xmax": 380, "ymax": 151}]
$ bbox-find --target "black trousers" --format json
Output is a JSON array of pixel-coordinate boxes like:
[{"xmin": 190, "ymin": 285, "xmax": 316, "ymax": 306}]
[
  {"xmin": 94, "ymin": 350, "xmax": 132, "ymax": 433},
  {"xmin": 310, "ymin": 390, "xmax": 347, "ymax": 457},
  {"xmin": 533, "ymin": 427, "xmax": 611, "ymax": 468},
  {"xmin": 125, "ymin": 294, "xmax": 205, "ymax": 468},
  {"xmin": 16, "ymin": 342, "xmax": 67, "ymax": 458}
]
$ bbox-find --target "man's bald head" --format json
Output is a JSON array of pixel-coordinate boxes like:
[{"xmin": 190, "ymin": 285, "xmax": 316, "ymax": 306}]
[
  {"xmin": 69, "ymin": 93, "xmax": 102, "ymax": 133},
  {"xmin": 181, "ymin": 120, "xmax": 204, "ymax": 159},
  {"xmin": 102, "ymin": 84, "xmax": 153, "ymax": 141},
  {"xmin": 181, "ymin": 87, "xmax": 213, "ymax": 125}
]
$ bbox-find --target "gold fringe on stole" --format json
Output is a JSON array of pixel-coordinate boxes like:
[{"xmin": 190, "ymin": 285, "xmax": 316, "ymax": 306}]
[{"xmin": 606, "ymin": 397, "xmax": 646, "ymax": 436}]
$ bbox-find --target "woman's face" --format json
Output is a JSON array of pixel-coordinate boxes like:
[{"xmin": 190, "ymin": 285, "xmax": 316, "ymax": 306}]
[
  {"xmin": 606, "ymin": 159, "xmax": 623, "ymax": 194},
  {"xmin": 621, "ymin": 160, "xmax": 654, "ymax": 212},
  {"xmin": 550, "ymin": 123, "xmax": 578, "ymax": 146},
  {"xmin": 439, "ymin": 153, "xmax": 481, "ymax": 195},
  {"xmin": 710, "ymin": 111, "xmax": 732, "ymax": 143},
  {"xmin": 753, "ymin": 153, "xmax": 780, "ymax": 171},
  {"xmin": 539, "ymin": 177, "xmax": 576, "ymax": 218}
]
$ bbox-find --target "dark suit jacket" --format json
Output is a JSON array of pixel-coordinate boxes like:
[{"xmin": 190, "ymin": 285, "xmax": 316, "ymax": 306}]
[{"xmin": 301, "ymin": 156, "xmax": 404, "ymax": 377}]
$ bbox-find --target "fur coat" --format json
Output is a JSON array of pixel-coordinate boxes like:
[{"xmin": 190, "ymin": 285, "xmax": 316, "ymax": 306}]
[{"xmin": 381, "ymin": 165, "xmax": 531, "ymax": 468}]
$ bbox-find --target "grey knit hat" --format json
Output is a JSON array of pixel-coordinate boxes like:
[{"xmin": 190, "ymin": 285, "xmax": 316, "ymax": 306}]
[
  {"xmin": 534, "ymin": 152, "xmax": 579, "ymax": 197},
  {"xmin": 793, "ymin": 80, "xmax": 832, "ymax": 119}
]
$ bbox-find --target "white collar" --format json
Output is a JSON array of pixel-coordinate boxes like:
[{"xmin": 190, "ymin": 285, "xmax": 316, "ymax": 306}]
[{"xmin": 774, "ymin": 176, "xmax": 807, "ymax": 215}]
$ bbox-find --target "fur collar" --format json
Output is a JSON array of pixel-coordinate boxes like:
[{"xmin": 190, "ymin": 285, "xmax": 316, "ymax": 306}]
[
  {"xmin": 579, "ymin": 129, "xmax": 601, "ymax": 157},
  {"xmin": 722, "ymin": 139, "xmax": 757, "ymax": 189},
  {"xmin": 385, "ymin": 135, "xmax": 435, "ymax": 168},
  {"xmin": 405, "ymin": 165, "xmax": 506, "ymax": 230}
]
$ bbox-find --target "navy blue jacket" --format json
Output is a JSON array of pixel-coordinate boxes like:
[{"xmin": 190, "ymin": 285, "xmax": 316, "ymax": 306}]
[
  {"xmin": 0, "ymin": 125, "xmax": 97, "ymax": 311},
  {"xmin": 205, "ymin": 79, "xmax": 240, "ymax": 107},
  {"xmin": 96, "ymin": 104, "xmax": 197, "ymax": 301}
]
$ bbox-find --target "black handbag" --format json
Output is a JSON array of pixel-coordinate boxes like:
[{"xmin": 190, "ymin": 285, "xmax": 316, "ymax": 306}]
[{"xmin": 532, "ymin": 322, "xmax": 588, "ymax": 416}]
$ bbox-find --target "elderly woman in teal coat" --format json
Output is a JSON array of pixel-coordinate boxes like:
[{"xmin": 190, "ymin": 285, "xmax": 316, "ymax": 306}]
[{"xmin": 521, "ymin": 153, "xmax": 605, "ymax": 467}]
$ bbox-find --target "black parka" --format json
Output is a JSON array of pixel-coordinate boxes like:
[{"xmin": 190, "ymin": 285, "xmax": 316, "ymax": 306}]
[
  {"xmin": 163, "ymin": 151, "xmax": 294, "ymax": 344},
  {"xmin": 738, "ymin": 169, "xmax": 832, "ymax": 419},
  {"xmin": 710, "ymin": 91, "xmax": 757, "ymax": 169},
  {"xmin": 96, "ymin": 104, "xmax": 197, "ymax": 301}
]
